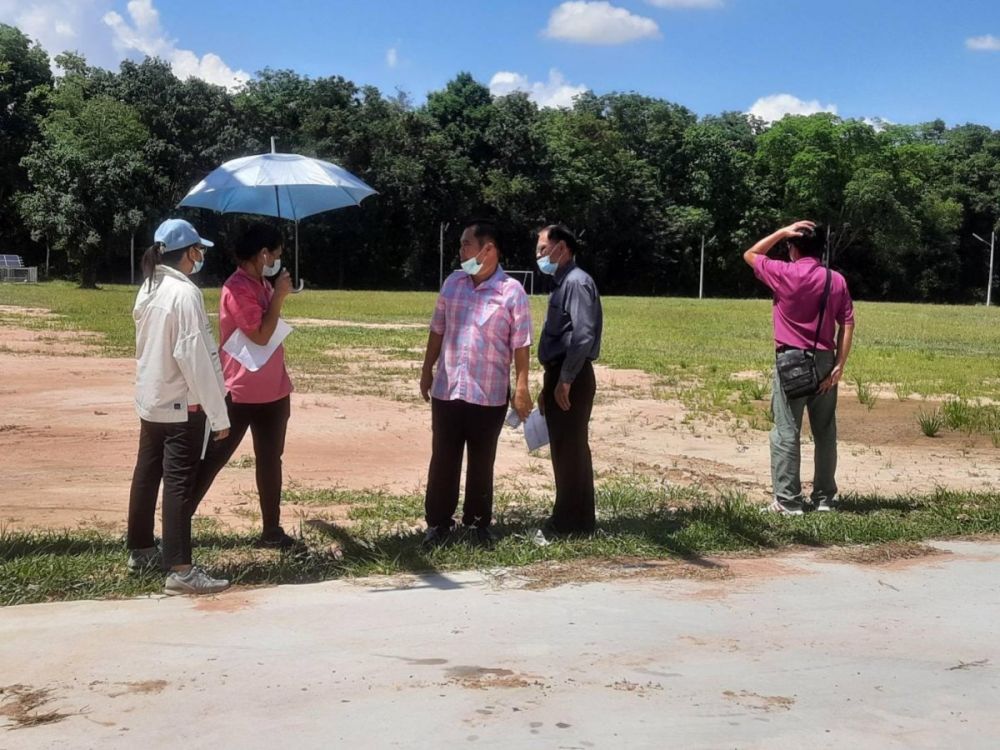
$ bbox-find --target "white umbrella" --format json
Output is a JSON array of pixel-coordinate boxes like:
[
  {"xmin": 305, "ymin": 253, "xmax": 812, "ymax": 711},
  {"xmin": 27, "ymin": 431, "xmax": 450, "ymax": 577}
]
[{"xmin": 179, "ymin": 142, "xmax": 376, "ymax": 289}]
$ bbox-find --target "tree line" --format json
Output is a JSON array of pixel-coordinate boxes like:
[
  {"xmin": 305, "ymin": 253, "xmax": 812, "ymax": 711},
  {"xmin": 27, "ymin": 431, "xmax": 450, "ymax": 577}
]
[{"xmin": 2, "ymin": 24, "xmax": 998, "ymax": 301}]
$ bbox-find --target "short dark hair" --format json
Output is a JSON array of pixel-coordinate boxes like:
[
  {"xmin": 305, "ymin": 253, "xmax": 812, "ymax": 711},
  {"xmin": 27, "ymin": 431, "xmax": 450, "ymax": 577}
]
[
  {"xmin": 234, "ymin": 222, "xmax": 284, "ymax": 262},
  {"xmin": 463, "ymin": 218, "xmax": 503, "ymax": 253},
  {"xmin": 789, "ymin": 225, "xmax": 826, "ymax": 259},
  {"xmin": 540, "ymin": 223, "xmax": 579, "ymax": 254}
]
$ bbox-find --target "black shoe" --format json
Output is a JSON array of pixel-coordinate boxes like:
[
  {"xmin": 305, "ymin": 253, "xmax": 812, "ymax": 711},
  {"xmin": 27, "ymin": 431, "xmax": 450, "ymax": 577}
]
[
  {"xmin": 256, "ymin": 527, "xmax": 299, "ymax": 550},
  {"xmin": 422, "ymin": 525, "xmax": 452, "ymax": 549},
  {"xmin": 472, "ymin": 526, "xmax": 495, "ymax": 549},
  {"xmin": 542, "ymin": 518, "xmax": 594, "ymax": 538}
]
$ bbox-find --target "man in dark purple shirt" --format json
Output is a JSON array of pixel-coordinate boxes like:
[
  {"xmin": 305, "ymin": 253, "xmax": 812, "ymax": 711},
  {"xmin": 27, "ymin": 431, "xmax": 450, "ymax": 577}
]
[{"xmin": 744, "ymin": 221, "xmax": 856, "ymax": 515}]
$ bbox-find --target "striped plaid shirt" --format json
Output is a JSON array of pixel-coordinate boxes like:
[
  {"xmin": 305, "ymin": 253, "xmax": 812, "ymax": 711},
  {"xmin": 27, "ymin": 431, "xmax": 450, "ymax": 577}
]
[{"xmin": 430, "ymin": 268, "xmax": 533, "ymax": 407}]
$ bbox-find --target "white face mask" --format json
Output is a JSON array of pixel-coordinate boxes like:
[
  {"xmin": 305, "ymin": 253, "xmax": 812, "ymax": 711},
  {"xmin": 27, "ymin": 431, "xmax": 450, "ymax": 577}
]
[
  {"xmin": 188, "ymin": 248, "xmax": 205, "ymax": 275},
  {"xmin": 263, "ymin": 257, "xmax": 281, "ymax": 277},
  {"xmin": 461, "ymin": 255, "xmax": 483, "ymax": 275}
]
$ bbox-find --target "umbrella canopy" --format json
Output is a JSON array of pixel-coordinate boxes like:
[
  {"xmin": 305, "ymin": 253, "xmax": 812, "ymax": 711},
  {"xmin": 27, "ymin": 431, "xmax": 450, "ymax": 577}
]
[
  {"xmin": 179, "ymin": 153, "xmax": 376, "ymax": 220},
  {"xmin": 178, "ymin": 152, "xmax": 377, "ymax": 290}
]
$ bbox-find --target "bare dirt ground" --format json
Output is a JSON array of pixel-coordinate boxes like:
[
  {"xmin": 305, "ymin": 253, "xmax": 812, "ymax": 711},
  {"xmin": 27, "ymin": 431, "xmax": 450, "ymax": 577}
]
[{"xmin": 1, "ymin": 321, "xmax": 998, "ymax": 532}]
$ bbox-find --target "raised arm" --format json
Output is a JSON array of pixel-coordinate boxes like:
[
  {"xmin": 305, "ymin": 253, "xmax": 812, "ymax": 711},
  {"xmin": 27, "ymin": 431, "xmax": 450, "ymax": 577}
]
[{"xmin": 743, "ymin": 220, "xmax": 816, "ymax": 267}]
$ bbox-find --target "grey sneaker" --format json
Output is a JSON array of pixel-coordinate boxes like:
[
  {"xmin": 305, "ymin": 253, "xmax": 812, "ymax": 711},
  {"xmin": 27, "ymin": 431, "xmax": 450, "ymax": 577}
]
[
  {"xmin": 164, "ymin": 566, "xmax": 230, "ymax": 596},
  {"xmin": 127, "ymin": 545, "xmax": 163, "ymax": 573},
  {"xmin": 761, "ymin": 500, "xmax": 804, "ymax": 516}
]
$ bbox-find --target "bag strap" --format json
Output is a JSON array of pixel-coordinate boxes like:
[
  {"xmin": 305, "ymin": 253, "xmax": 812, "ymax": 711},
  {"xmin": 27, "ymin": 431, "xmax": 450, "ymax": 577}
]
[{"xmin": 810, "ymin": 265, "xmax": 832, "ymax": 352}]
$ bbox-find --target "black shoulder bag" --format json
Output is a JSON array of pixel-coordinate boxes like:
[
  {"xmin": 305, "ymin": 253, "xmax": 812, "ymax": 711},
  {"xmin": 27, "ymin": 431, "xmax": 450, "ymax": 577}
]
[{"xmin": 775, "ymin": 266, "xmax": 832, "ymax": 399}]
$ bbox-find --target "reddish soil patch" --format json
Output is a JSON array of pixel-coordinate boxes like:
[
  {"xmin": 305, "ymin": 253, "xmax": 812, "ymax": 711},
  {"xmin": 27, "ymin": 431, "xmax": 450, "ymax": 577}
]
[
  {"xmin": 192, "ymin": 595, "xmax": 255, "ymax": 613},
  {"xmin": 2, "ymin": 323, "xmax": 998, "ymax": 532}
]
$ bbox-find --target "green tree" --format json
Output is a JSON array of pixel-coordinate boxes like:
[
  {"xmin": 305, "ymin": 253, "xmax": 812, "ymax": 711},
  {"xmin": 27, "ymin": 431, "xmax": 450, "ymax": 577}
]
[
  {"xmin": 18, "ymin": 54, "xmax": 150, "ymax": 287},
  {"xmin": 0, "ymin": 24, "xmax": 52, "ymax": 262}
]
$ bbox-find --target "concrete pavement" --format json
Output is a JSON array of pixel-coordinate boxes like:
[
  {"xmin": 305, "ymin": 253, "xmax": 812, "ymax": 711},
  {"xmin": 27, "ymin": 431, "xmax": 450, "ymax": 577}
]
[{"xmin": 2, "ymin": 540, "xmax": 999, "ymax": 749}]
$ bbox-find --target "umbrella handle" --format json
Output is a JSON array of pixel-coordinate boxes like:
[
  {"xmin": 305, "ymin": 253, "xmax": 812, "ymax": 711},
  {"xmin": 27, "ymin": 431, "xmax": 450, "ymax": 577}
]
[{"xmin": 291, "ymin": 280, "xmax": 305, "ymax": 294}]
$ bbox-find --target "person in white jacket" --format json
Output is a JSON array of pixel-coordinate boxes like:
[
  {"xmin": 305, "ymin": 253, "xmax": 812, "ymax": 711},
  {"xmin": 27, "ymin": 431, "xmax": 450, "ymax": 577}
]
[{"xmin": 126, "ymin": 218, "xmax": 231, "ymax": 596}]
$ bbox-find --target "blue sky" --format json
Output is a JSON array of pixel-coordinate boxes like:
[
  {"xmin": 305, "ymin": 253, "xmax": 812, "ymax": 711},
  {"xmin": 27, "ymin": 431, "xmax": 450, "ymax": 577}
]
[{"xmin": 4, "ymin": 0, "xmax": 1000, "ymax": 127}]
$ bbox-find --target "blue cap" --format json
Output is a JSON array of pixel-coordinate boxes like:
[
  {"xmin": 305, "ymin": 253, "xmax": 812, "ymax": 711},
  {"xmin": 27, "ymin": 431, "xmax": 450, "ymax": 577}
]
[{"xmin": 154, "ymin": 219, "xmax": 214, "ymax": 252}]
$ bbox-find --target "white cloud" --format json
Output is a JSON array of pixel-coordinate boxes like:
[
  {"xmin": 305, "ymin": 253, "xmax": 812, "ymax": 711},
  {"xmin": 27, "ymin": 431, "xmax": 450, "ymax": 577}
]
[
  {"xmin": 489, "ymin": 68, "xmax": 587, "ymax": 108},
  {"xmin": 646, "ymin": 0, "xmax": 722, "ymax": 8},
  {"xmin": 966, "ymin": 34, "xmax": 1000, "ymax": 52},
  {"xmin": 544, "ymin": 1, "xmax": 660, "ymax": 45},
  {"xmin": 0, "ymin": 0, "xmax": 120, "ymax": 68},
  {"xmin": 748, "ymin": 93, "xmax": 838, "ymax": 123},
  {"xmin": 103, "ymin": 0, "xmax": 249, "ymax": 90},
  {"xmin": 0, "ymin": 0, "xmax": 249, "ymax": 89},
  {"xmin": 862, "ymin": 116, "xmax": 893, "ymax": 132},
  {"xmin": 385, "ymin": 47, "xmax": 398, "ymax": 68}
]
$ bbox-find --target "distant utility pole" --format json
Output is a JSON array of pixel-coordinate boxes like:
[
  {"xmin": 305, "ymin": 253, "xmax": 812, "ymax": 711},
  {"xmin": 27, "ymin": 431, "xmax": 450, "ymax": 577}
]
[
  {"xmin": 972, "ymin": 231, "xmax": 996, "ymax": 307},
  {"xmin": 439, "ymin": 221, "xmax": 450, "ymax": 289},
  {"xmin": 698, "ymin": 235, "xmax": 715, "ymax": 299}
]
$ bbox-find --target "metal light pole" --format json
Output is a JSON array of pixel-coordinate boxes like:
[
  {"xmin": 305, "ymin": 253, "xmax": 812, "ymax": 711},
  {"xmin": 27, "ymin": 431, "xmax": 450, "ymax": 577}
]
[
  {"xmin": 439, "ymin": 221, "xmax": 450, "ymax": 289},
  {"xmin": 972, "ymin": 232, "xmax": 996, "ymax": 307},
  {"xmin": 698, "ymin": 235, "xmax": 715, "ymax": 299}
]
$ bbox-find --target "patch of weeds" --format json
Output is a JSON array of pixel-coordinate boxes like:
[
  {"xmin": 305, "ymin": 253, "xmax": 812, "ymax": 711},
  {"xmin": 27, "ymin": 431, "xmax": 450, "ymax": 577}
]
[
  {"xmin": 938, "ymin": 398, "xmax": 1000, "ymax": 439},
  {"xmin": 854, "ymin": 379, "xmax": 877, "ymax": 411},
  {"xmin": 942, "ymin": 397, "xmax": 975, "ymax": 431},
  {"xmin": 917, "ymin": 408, "xmax": 944, "ymax": 437},
  {"xmin": 226, "ymin": 453, "xmax": 255, "ymax": 469},
  {"xmin": 742, "ymin": 378, "xmax": 770, "ymax": 402}
]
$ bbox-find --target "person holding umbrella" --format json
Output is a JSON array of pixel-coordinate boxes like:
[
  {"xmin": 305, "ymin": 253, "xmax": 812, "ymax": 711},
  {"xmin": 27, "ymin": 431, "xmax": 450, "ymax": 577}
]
[
  {"xmin": 127, "ymin": 219, "xmax": 231, "ymax": 595},
  {"xmin": 190, "ymin": 223, "xmax": 298, "ymax": 548}
]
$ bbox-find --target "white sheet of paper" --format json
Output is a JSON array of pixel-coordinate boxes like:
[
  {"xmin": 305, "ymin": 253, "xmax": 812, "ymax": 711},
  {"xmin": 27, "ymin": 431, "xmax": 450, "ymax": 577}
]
[
  {"xmin": 200, "ymin": 418, "xmax": 212, "ymax": 460},
  {"xmin": 222, "ymin": 319, "xmax": 293, "ymax": 372},
  {"xmin": 524, "ymin": 408, "xmax": 549, "ymax": 452}
]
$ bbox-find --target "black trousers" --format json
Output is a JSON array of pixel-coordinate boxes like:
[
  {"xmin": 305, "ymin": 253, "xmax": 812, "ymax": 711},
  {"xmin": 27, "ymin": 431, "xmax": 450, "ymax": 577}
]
[
  {"xmin": 191, "ymin": 394, "xmax": 291, "ymax": 534},
  {"xmin": 542, "ymin": 360, "xmax": 597, "ymax": 533},
  {"xmin": 425, "ymin": 398, "xmax": 507, "ymax": 530},
  {"xmin": 127, "ymin": 411, "xmax": 206, "ymax": 568}
]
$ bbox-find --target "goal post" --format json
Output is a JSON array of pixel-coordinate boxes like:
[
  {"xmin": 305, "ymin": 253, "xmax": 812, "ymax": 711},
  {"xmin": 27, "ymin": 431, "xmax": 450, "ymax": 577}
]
[{"xmin": 505, "ymin": 269, "xmax": 535, "ymax": 295}]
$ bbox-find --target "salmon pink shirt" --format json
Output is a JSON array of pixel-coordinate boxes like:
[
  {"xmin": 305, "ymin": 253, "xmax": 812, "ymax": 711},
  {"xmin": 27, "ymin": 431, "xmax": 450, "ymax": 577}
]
[{"xmin": 218, "ymin": 267, "xmax": 293, "ymax": 404}]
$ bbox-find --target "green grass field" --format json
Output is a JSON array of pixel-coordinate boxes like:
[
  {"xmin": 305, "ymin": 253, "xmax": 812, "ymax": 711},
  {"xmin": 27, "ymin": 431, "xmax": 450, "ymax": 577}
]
[
  {"xmin": 3, "ymin": 280, "xmax": 999, "ymax": 403},
  {"xmin": 2, "ymin": 281, "xmax": 1000, "ymax": 604}
]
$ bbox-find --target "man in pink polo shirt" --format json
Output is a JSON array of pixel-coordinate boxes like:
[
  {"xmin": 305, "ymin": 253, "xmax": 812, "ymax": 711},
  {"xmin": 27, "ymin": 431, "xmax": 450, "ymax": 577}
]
[
  {"xmin": 744, "ymin": 220, "xmax": 856, "ymax": 515},
  {"xmin": 419, "ymin": 219, "xmax": 533, "ymax": 548}
]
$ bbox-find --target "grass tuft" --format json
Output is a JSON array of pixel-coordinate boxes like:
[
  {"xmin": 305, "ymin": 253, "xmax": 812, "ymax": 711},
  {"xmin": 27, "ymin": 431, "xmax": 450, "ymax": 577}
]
[{"xmin": 917, "ymin": 408, "xmax": 944, "ymax": 437}]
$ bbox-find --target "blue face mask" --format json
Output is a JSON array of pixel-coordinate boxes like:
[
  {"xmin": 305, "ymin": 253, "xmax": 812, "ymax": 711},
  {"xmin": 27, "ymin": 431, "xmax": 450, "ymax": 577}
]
[
  {"xmin": 537, "ymin": 254, "xmax": 559, "ymax": 276},
  {"xmin": 461, "ymin": 255, "xmax": 483, "ymax": 276}
]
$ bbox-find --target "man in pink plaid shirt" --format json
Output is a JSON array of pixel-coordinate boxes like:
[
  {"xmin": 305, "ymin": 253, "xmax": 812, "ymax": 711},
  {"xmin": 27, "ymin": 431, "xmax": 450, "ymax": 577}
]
[{"xmin": 419, "ymin": 219, "xmax": 533, "ymax": 548}]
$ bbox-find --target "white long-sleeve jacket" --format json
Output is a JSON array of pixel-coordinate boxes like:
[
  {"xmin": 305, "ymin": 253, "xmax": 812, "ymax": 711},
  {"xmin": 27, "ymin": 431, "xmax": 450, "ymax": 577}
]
[{"xmin": 133, "ymin": 265, "xmax": 230, "ymax": 431}]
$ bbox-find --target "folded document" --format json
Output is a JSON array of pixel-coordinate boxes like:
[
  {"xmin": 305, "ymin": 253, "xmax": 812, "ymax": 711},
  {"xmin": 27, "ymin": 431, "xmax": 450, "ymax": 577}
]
[{"xmin": 222, "ymin": 319, "xmax": 293, "ymax": 372}]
